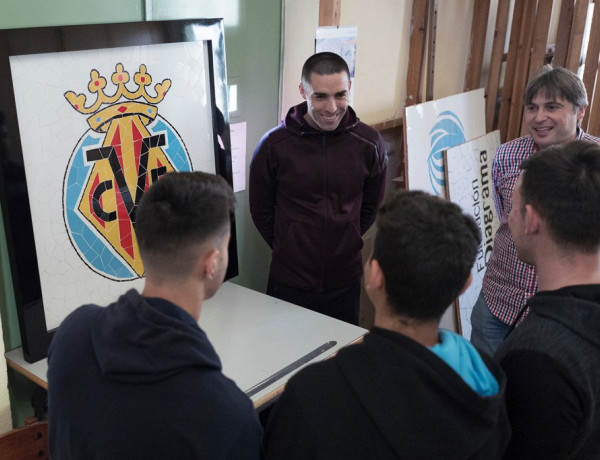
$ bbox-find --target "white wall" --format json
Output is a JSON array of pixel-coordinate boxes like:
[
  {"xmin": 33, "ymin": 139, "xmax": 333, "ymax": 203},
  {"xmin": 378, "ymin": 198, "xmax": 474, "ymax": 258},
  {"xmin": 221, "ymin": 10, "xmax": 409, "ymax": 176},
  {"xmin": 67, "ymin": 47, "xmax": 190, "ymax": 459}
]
[
  {"xmin": 433, "ymin": 0, "xmax": 475, "ymax": 98},
  {"xmin": 281, "ymin": 0, "xmax": 481, "ymax": 125},
  {"xmin": 280, "ymin": 0, "xmax": 320, "ymax": 120}
]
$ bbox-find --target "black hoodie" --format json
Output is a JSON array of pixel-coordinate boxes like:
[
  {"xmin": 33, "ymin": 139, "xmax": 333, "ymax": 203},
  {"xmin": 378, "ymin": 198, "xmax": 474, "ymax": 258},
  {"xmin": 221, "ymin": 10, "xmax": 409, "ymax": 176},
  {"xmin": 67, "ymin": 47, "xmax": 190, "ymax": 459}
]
[
  {"xmin": 496, "ymin": 285, "xmax": 600, "ymax": 459},
  {"xmin": 48, "ymin": 289, "xmax": 262, "ymax": 459},
  {"xmin": 263, "ymin": 327, "xmax": 510, "ymax": 459}
]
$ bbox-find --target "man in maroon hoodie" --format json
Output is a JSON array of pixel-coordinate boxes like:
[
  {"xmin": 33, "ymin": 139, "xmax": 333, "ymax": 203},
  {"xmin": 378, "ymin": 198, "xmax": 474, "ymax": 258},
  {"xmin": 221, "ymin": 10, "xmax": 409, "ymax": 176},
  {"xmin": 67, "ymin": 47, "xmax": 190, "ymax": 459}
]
[{"xmin": 249, "ymin": 52, "xmax": 388, "ymax": 325}]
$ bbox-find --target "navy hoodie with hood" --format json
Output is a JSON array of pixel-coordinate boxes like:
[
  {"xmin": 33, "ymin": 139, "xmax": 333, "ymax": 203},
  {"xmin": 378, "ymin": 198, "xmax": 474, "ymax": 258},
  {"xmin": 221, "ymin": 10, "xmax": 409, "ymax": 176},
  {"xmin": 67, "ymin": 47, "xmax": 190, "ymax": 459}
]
[{"xmin": 48, "ymin": 289, "xmax": 262, "ymax": 459}]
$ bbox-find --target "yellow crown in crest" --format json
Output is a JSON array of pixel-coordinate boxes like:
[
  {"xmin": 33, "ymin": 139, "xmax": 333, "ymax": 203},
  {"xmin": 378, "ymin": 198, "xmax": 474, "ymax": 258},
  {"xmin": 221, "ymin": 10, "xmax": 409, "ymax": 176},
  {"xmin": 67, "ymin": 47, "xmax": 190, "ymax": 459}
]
[{"xmin": 65, "ymin": 63, "xmax": 172, "ymax": 115}]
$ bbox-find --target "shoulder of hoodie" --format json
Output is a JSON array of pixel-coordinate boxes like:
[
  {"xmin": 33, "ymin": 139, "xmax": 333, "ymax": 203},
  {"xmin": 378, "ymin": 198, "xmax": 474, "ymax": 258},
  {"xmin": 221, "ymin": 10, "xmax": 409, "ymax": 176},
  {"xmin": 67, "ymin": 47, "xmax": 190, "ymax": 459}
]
[
  {"xmin": 49, "ymin": 304, "xmax": 104, "ymax": 358},
  {"xmin": 256, "ymin": 118, "xmax": 384, "ymax": 157},
  {"xmin": 280, "ymin": 333, "xmax": 379, "ymax": 395},
  {"xmin": 349, "ymin": 120, "xmax": 384, "ymax": 146},
  {"xmin": 58, "ymin": 303, "xmax": 104, "ymax": 333},
  {"xmin": 56, "ymin": 289, "xmax": 146, "ymax": 332},
  {"xmin": 284, "ymin": 330, "xmax": 506, "ymax": 391}
]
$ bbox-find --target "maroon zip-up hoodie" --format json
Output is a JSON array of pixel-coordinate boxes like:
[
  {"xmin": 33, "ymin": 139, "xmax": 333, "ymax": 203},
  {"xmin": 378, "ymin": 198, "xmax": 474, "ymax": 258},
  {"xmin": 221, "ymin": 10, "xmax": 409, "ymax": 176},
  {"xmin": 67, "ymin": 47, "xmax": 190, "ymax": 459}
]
[{"xmin": 249, "ymin": 102, "xmax": 387, "ymax": 291}]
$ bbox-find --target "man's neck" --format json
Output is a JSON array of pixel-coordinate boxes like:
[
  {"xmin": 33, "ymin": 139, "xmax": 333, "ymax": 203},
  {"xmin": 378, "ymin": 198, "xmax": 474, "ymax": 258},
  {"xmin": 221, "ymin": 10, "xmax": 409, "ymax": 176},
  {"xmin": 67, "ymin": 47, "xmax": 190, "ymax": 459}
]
[
  {"xmin": 303, "ymin": 113, "xmax": 321, "ymax": 131},
  {"xmin": 141, "ymin": 280, "xmax": 204, "ymax": 321},
  {"xmin": 374, "ymin": 310, "xmax": 440, "ymax": 347},
  {"xmin": 536, "ymin": 250, "xmax": 600, "ymax": 292}
]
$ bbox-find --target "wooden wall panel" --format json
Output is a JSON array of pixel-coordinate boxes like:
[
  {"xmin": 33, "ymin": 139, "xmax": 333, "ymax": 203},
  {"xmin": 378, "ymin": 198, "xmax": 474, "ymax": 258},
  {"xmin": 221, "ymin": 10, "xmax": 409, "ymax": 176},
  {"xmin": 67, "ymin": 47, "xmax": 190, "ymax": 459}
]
[
  {"xmin": 520, "ymin": 0, "xmax": 554, "ymax": 136},
  {"xmin": 587, "ymin": 63, "xmax": 600, "ymax": 135},
  {"xmin": 565, "ymin": 0, "xmax": 590, "ymax": 71},
  {"xmin": 318, "ymin": 0, "xmax": 341, "ymax": 27},
  {"xmin": 582, "ymin": 0, "xmax": 600, "ymax": 133},
  {"xmin": 405, "ymin": 0, "xmax": 429, "ymax": 106},
  {"xmin": 425, "ymin": 0, "xmax": 438, "ymax": 101},
  {"xmin": 527, "ymin": 0, "xmax": 554, "ymax": 82},
  {"xmin": 554, "ymin": 0, "xmax": 575, "ymax": 67},
  {"xmin": 485, "ymin": 0, "xmax": 511, "ymax": 132},
  {"xmin": 498, "ymin": 0, "xmax": 527, "ymax": 142},
  {"xmin": 465, "ymin": 0, "xmax": 491, "ymax": 92},
  {"xmin": 506, "ymin": 0, "xmax": 536, "ymax": 141}
]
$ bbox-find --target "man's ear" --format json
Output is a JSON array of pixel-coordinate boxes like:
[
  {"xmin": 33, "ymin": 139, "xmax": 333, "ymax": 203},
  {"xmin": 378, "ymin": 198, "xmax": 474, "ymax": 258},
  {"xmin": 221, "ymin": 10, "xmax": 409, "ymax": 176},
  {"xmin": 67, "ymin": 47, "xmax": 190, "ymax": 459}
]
[
  {"xmin": 524, "ymin": 204, "xmax": 541, "ymax": 234},
  {"xmin": 577, "ymin": 104, "xmax": 587, "ymax": 121},
  {"xmin": 198, "ymin": 248, "xmax": 219, "ymax": 280},
  {"xmin": 299, "ymin": 82, "xmax": 307, "ymax": 100},
  {"xmin": 365, "ymin": 259, "xmax": 385, "ymax": 291},
  {"xmin": 458, "ymin": 273, "xmax": 473, "ymax": 296}
]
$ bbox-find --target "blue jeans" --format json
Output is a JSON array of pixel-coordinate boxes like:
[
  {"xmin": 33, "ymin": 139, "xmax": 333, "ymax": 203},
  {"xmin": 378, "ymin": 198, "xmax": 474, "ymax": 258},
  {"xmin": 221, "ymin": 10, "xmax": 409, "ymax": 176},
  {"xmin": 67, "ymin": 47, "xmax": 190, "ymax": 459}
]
[
  {"xmin": 267, "ymin": 276, "xmax": 360, "ymax": 325},
  {"xmin": 470, "ymin": 292, "xmax": 511, "ymax": 356}
]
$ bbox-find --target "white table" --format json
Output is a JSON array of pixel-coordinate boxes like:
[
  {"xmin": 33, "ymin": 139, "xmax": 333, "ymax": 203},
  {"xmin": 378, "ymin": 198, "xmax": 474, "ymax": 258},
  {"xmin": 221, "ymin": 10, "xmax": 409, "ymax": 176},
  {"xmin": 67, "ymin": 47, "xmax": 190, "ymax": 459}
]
[{"xmin": 6, "ymin": 282, "xmax": 367, "ymax": 410}]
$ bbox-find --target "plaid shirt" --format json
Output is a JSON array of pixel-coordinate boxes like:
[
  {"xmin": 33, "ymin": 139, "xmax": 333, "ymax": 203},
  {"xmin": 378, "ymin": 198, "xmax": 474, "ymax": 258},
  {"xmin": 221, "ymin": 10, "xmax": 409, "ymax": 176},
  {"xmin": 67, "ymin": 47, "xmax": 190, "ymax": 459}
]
[{"xmin": 482, "ymin": 130, "xmax": 600, "ymax": 325}]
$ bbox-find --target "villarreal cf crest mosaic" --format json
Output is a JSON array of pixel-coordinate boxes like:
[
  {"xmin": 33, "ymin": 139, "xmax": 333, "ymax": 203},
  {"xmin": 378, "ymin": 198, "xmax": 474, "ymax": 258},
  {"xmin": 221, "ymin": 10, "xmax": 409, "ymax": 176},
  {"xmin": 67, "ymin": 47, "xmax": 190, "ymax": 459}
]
[{"xmin": 63, "ymin": 64, "xmax": 192, "ymax": 280}]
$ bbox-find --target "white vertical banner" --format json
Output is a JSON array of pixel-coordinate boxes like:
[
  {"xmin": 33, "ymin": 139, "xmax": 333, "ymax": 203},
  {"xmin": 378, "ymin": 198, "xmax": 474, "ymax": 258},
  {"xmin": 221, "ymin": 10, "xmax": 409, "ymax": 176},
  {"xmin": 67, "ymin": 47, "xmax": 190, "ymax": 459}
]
[{"xmin": 445, "ymin": 131, "xmax": 501, "ymax": 339}]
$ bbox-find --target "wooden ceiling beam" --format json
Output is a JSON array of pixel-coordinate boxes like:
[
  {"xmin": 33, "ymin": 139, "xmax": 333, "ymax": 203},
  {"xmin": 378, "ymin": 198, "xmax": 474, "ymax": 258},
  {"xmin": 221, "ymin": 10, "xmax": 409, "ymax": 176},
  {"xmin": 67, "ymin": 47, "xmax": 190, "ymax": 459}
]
[{"xmin": 319, "ymin": 0, "xmax": 342, "ymax": 27}]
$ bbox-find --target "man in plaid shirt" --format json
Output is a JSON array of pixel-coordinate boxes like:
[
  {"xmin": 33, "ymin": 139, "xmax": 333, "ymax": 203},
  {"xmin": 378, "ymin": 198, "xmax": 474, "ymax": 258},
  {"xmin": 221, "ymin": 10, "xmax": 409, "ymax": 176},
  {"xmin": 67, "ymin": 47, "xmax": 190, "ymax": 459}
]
[{"xmin": 470, "ymin": 66, "xmax": 600, "ymax": 355}]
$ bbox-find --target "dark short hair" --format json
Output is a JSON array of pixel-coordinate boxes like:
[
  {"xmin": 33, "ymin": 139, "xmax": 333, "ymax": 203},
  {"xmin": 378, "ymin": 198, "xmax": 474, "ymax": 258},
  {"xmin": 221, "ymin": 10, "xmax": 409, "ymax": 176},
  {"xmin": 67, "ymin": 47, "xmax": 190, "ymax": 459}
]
[
  {"xmin": 301, "ymin": 52, "xmax": 350, "ymax": 85},
  {"xmin": 523, "ymin": 65, "xmax": 588, "ymax": 110},
  {"xmin": 520, "ymin": 140, "xmax": 600, "ymax": 252},
  {"xmin": 372, "ymin": 191, "xmax": 480, "ymax": 320},
  {"xmin": 135, "ymin": 171, "xmax": 235, "ymax": 277}
]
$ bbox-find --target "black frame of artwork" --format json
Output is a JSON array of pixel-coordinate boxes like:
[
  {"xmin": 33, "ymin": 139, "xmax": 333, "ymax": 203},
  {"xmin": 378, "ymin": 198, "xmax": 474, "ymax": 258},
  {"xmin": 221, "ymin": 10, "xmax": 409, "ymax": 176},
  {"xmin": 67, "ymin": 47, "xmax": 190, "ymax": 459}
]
[{"xmin": 0, "ymin": 18, "xmax": 238, "ymax": 363}]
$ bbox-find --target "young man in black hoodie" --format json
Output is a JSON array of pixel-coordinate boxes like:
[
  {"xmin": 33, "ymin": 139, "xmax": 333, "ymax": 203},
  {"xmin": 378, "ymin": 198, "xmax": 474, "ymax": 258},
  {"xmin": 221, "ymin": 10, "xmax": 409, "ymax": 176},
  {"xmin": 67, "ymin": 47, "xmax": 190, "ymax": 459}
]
[
  {"xmin": 263, "ymin": 190, "xmax": 510, "ymax": 459},
  {"xmin": 48, "ymin": 172, "xmax": 262, "ymax": 459},
  {"xmin": 495, "ymin": 140, "xmax": 600, "ymax": 458}
]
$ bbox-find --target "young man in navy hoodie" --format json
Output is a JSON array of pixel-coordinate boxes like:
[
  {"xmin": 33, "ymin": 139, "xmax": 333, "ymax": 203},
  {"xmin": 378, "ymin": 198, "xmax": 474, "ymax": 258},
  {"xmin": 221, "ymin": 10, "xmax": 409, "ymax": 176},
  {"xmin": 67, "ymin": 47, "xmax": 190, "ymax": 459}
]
[
  {"xmin": 263, "ymin": 190, "xmax": 510, "ymax": 459},
  {"xmin": 48, "ymin": 172, "xmax": 262, "ymax": 459}
]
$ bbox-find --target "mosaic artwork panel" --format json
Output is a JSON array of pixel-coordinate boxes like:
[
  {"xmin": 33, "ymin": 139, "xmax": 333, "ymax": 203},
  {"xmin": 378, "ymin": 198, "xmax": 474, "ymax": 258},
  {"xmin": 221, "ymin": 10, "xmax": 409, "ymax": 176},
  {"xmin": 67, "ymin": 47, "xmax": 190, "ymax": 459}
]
[{"xmin": 10, "ymin": 40, "xmax": 215, "ymax": 330}]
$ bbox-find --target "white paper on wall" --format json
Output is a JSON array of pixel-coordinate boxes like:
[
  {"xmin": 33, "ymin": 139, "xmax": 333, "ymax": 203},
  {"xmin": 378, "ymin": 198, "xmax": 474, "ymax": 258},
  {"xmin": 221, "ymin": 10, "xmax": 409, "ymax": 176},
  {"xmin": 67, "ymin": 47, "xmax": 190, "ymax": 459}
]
[
  {"xmin": 230, "ymin": 121, "xmax": 247, "ymax": 193},
  {"xmin": 315, "ymin": 26, "xmax": 357, "ymax": 103}
]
